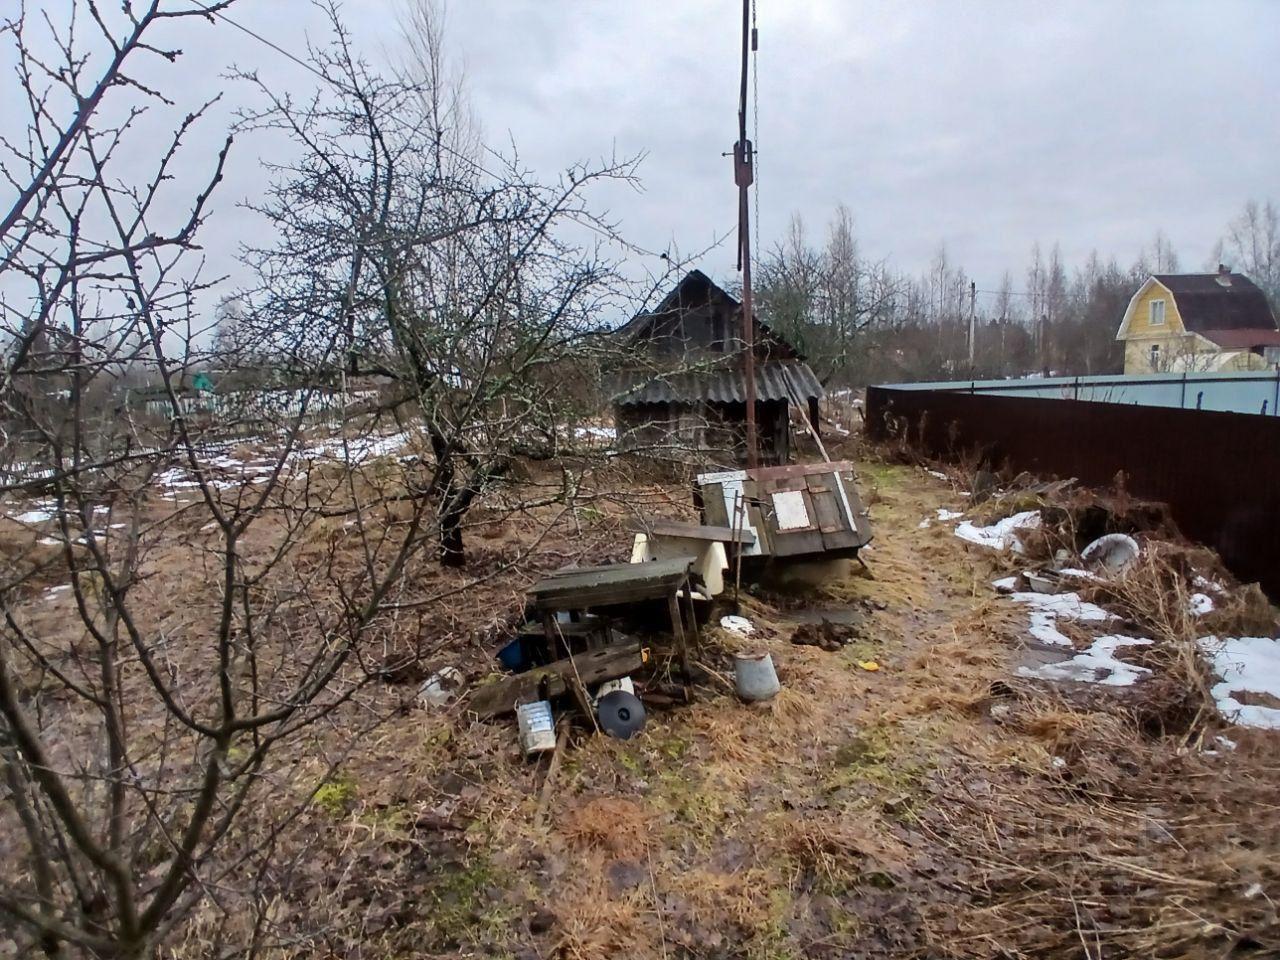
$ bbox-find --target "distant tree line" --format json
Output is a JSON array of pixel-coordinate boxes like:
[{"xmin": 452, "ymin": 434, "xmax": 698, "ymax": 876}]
[{"xmin": 755, "ymin": 199, "xmax": 1280, "ymax": 387}]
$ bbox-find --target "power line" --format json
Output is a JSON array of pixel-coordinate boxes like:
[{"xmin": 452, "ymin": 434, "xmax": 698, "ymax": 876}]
[{"xmin": 189, "ymin": 0, "xmax": 331, "ymax": 87}]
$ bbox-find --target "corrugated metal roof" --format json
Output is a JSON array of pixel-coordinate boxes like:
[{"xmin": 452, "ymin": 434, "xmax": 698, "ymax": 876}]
[{"xmin": 612, "ymin": 359, "xmax": 824, "ymax": 407}]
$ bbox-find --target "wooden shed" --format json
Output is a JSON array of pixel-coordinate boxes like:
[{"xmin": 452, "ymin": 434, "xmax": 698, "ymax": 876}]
[{"xmin": 611, "ymin": 270, "xmax": 823, "ymax": 465}]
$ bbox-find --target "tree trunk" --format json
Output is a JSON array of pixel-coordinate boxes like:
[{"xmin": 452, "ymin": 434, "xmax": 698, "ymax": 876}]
[{"xmin": 440, "ymin": 507, "xmax": 466, "ymax": 568}]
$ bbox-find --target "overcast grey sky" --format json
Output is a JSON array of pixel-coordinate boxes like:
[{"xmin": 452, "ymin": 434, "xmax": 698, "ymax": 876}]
[{"xmin": 11, "ymin": 0, "xmax": 1279, "ymax": 312}]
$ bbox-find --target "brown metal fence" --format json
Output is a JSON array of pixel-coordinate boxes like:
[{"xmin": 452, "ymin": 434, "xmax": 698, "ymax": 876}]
[{"xmin": 866, "ymin": 385, "xmax": 1280, "ymax": 599}]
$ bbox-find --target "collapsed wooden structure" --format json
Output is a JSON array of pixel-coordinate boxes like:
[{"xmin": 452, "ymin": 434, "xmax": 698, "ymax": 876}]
[
  {"xmin": 466, "ymin": 460, "xmax": 873, "ymax": 728},
  {"xmin": 695, "ymin": 460, "xmax": 873, "ymax": 560}
]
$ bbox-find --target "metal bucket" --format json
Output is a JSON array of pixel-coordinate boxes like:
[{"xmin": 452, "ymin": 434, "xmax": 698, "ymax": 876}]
[
  {"xmin": 516, "ymin": 700, "xmax": 556, "ymax": 755},
  {"xmin": 733, "ymin": 651, "xmax": 780, "ymax": 702}
]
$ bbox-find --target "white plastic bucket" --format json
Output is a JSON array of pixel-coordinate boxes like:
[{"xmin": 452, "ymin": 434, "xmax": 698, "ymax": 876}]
[{"xmin": 517, "ymin": 700, "xmax": 556, "ymax": 755}]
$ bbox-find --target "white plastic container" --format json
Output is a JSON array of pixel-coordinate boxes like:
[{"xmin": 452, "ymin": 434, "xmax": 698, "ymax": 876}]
[
  {"xmin": 594, "ymin": 676, "xmax": 635, "ymax": 704},
  {"xmin": 516, "ymin": 700, "xmax": 556, "ymax": 755}
]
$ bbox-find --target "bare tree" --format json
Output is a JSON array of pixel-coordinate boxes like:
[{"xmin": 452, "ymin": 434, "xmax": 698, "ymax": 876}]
[
  {"xmin": 235, "ymin": 1, "xmax": 646, "ymax": 567},
  {"xmin": 754, "ymin": 207, "xmax": 900, "ymax": 385},
  {"xmin": 0, "ymin": 3, "xmax": 577, "ymax": 956},
  {"xmin": 1213, "ymin": 199, "xmax": 1280, "ymax": 304}
]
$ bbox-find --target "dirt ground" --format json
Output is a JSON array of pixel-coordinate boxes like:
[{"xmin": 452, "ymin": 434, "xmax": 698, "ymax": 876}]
[
  {"xmin": 181, "ymin": 439, "xmax": 1273, "ymax": 960},
  {"xmin": 5, "ymin": 433, "xmax": 1279, "ymax": 959}
]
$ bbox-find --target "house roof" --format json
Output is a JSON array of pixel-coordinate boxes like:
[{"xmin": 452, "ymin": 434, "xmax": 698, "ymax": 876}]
[
  {"xmin": 612, "ymin": 358, "xmax": 824, "ymax": 407},
  {"xmin": 1151, "ymin": 272, "xmax": 1278, "ymax": 334},
  {"xmin": 1197, "ymin": 328, "xmax": 1280, "ymax": 350},
  {"xmin": 617, "ymin": 269, "xmax": 802, "ymax": 358}
]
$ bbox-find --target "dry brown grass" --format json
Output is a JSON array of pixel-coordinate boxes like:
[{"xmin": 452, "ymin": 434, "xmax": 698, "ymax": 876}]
[
  {"xmin": 784, "ymin": 809, "xmax": 912, "ymax": 889},
  {"xmin": 561, "ymin": 797, "xmax": 651, "ymax": 859}
]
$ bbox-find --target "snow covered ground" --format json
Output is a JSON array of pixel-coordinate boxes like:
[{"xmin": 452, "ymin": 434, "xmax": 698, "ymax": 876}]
[
  {"xmin": 918, "ymin": 507, "xmax": 964, "ymax": 529},
  {"xmin": 1199, "ymin": 636, "xmax": 1280, "ymax": 730},
  {"xmin": 1017, "ymin": 635, "xmax": 1153, "ymax": 687},
  {"xmin": 1008, "ymin": 589, "xmax": 1114, "ymax": 647},
  {"xmin": 955, "ymin": 510, "xmax": 1041, "ymax": 553}
]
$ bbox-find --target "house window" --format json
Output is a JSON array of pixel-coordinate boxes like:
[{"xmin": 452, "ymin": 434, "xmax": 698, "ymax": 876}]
[
  {"xmin": 1149, "ymin": 344, "xmax": 1161, "ymax": 370},
  {"xmin": 1149, "ymin": 299, "xmax": 1166, "ymax": 326}
]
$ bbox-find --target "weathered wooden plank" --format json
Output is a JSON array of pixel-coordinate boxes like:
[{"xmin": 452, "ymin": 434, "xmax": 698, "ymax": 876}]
[
  {"xmin": 668, "ymin": 589, "xmax": 691, "ymax": 685},
  {"xmin": 466, "ymin": 644, "xmax": 647, "ymax": 718},
  {"xmin": 806, "ymin": 473, "xmax": 846, "ymax": 536},
  {"xmin": 532, "ymin": 575, "xmax": 692, "ymax": 611},
  {"xmin": 530, "ymin": 557, "xmax": 694, "ymax": 597},
  {"xmin": 702, "ymin": 481, "xmax": 730, "ymax": 527},
  {"xmin": 639, "ymin": 520, "xmax": 755, "ymax": 544}
]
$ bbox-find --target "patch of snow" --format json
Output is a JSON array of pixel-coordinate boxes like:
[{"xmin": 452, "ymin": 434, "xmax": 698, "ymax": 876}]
[
  {"xmin": 1010, "ymin": 590, "xmax": 1114, "ymax": 647},
  {"xmin": 1017, "ymin": 635, "xmax": 1153, "ymax": 686},
  {"xmin": 1199, "ymin": 636, "xmax": 1280, "ymax": 730},
  {"xmin": 1189, "ymin": 593, "xmax": 1215, "ymax": 616},
  {"xmin": 574, "ymin": 425, "xmax": 616, "ymax": 441},
  {"xmin": 1193, "ymin": 575, "xmax": 1227, "ymax": 596},
  {"xmin": 926, "ymin": 469, "xmax": 949, "ymax": 481},
  {"xmin": 954, "ymin": 511, "xmax": 1041, "ymax": 553},
  {"xmin": 991, "ymin": 575, "xmax": 1020, "ymax": 593},
  {"xmin": 919, "ymin": 509, "xmax": 963, "ymax": 529},
  {"xmin": 297, "ymin": 430, "xmax": 411, "ymax": 464},
  {"xmin": 45, "ymin": 584, "xmax": 70, "ymax": 595},
  {"xmin": 720, "ymin": 615, "xmax": 754, "ymax": 635}
]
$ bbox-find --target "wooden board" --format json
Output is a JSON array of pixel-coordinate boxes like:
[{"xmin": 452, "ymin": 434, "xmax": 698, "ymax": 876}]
[
  {"xmin": 760, "ymin": 475, "xmax": 825, "ymax": 557},
  {"xmin": 694, "ymin": 461, "xmax": 873, "ymax": 560},
  {"xmin": 466, "ymin": 644, "xmax": 647, "ymax": 718},
  {"xmin": 638, "ymin": 520, "xmax": 755, "ymax": 544},
  {"xmin": 701, "ymin": 482, "xmax": 730, "ymax": 528}
]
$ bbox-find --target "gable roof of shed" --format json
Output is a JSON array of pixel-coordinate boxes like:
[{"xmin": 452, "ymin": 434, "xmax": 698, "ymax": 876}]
[{"xmin": 617, "ymin": 269, "xmax": 802, "ymax": 357}]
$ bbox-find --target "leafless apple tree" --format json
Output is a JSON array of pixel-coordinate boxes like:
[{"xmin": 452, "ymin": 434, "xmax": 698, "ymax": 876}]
[
  {"xmin": 0, "ymin": 1, "xmax": 667, "ymax": 957},
  {"xmin": 232, "ymin": 0, "xmax": 667, "ymax": 568}
]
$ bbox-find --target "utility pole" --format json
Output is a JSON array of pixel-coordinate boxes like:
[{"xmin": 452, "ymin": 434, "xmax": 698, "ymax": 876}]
[
  {"xmin": 734, "ymin": 0, "xmax": 759, "ymax": 468},
  {"xmin": 967, "ymin": 280, "xmax": 976, "ymax": 372},
  {"xmin": 1039, "ymin": 313, "xmax": 1049, "ymax": 375}
]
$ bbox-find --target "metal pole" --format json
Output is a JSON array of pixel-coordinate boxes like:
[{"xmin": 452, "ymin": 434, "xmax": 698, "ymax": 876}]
[
  {"xmin": 735, "ymin": 0, "xmax": 759, "ymax": 468},
  {"xmin": 968, "ymin": 280, "xmax": 976, "ymax": 372}
]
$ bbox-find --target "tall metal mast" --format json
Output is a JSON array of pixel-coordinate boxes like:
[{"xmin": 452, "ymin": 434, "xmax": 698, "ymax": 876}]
[{"xmin": 734, "ymin": 0, "xmax": 759, "ymax": 468}]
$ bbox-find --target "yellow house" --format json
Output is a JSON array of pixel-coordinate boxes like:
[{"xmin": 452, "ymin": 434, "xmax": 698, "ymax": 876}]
[{"xmin": 1115, "ymin": 267, "xmax": 1280, "ymax": 374}]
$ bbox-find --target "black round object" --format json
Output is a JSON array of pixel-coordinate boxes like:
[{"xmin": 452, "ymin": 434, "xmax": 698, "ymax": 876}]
[{"xmin": 596, "ymin": 690, "xmax": 647, "ymax": 740}]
